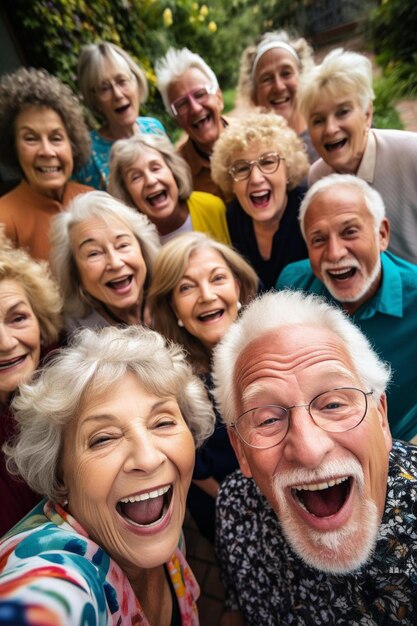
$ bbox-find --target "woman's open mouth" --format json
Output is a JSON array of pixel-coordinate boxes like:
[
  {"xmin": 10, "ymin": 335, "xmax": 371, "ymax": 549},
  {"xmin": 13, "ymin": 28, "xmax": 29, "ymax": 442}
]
[
  {"xmin": 324, "ymin": 138, "xmax": 348, "ymax": 152},
  {"xmin": 250, "ymin": 190, "xmax": 271, "ymax": 208},
  {"xmin": 117, "ymin": 485, "xmax": 172, "ymax": 527},
  {"xmin": 292, "ymin": 476, "xmax": 352, "ymax": 518},
  {"xmin": 146, "ymin": 190, "xmax": 168, "ymax": 207},
  {"xmin": 0, "ymin": 354, "xmax": 27, "ymax": 371},
  {"xmin": 106, "ymin": 275, "xmax": 133, "ymax": 291},
  {"xmin": 197, "ymin": 309, "xmax": 224, "ymax": 323}
]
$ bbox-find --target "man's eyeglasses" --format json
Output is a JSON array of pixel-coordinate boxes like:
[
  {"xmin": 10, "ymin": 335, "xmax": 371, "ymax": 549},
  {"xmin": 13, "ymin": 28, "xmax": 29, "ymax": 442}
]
[
  {"xmin": 228, "ymin": 152, "xmax": 284, "ymax": 182},
  {"xmin": 231, "ymin": 388, "xmax": 373, "ymax": 449},
  {"xmin": 170, "ymin": 85, "xmax": 218, "ymax": 117},
  {"xmin": 94, "ymin": 75, "xmax": 134, "ymax": 101}
]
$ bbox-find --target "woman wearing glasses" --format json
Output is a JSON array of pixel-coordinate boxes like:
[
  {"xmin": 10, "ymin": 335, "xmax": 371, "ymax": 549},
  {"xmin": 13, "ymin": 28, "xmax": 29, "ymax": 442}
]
[
  {"xmin": 74, "ymin": 42, "xmax": 166, "ymax": 190},
  {"xmin": 109, "ymin": 134, "xmax": 230, "ymax": 244},
  {"xmin": 156, "ymin": 47, "xmax": 227, "ymax": 199},
  {"xmin": 211, "ymin": 112, "xmax": 309, "ymax": 289}
]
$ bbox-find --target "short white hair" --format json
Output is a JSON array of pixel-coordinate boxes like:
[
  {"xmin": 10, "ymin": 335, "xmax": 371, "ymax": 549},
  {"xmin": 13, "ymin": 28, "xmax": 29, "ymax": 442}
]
[
  {"xmin": 212, "ymin": 290, "xmax": 391, "ymax": 425},
  {"xmin": 155, "ymin": 47, "xmax": 219, "ymax": 114},
  {"xmin": 299, "ymin": 48, "xmax": 374, "ymax": 119},
  {"xmin": 298, "ymin": 174, "xmax": 386, "ymax": 240},
  {"xmin": 50, "ymin": 190, "xmax": 160, "ymax": 318},
  {"xmin": 5, "ymin": 325, "xmax": 215, "ymax": 501}
]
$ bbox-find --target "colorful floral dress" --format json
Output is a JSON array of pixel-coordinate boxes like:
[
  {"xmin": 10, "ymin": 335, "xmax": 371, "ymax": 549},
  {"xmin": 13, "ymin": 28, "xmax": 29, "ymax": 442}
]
[{"xmin": 0, "ymin": 500, "xmax": 199, "ymax": 625}]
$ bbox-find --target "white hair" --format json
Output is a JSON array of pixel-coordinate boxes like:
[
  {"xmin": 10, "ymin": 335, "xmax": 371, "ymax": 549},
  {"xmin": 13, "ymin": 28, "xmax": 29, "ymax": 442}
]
[
  {"xmin": 212, "ymin": 290, "xmax": 391, "ymax": 425},
  {"xmin": 299, "ymin": 48, "xmax": 374, "ymax": 119},
  {"xmin": 50, "ymin": 190, "xmax": 160, "ymax": 318},
  {"xmin": 155, "ymin": 47, "xmax": 219, "ymax": 114},
  {"xmin": 298, "ymin": 174, "xmax": 386, "ymax": 239},
  {"xmin": 4, "ymin": 325, "xmax": 215, "ymax": 501}
]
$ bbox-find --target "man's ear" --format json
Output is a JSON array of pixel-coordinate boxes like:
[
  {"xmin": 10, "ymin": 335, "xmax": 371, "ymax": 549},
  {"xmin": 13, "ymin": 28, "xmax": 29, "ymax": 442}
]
[
  {"xmin": 377, "ymin": 392, "xmax": 392, "ymax": 453},
  {"xmin": 378, "ymin": 217, "xmax": 390, "ymax": 252},
  {"xmin": 228, "ymin": 427, "xmax": 253, "ymax": 477}
]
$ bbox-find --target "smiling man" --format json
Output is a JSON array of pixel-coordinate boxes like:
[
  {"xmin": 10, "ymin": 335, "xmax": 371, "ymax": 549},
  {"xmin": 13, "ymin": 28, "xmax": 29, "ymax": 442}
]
[
  {"xmin": 156, "ymin": 47, "xmax": 227, "ymax": 200},
  {"xmin": 212, "ymin": 289, "xmax": 417, "ymax": 626},
  {"xmin": 277, "ymin": 174, "xmax": 417, "ymax": 443}
]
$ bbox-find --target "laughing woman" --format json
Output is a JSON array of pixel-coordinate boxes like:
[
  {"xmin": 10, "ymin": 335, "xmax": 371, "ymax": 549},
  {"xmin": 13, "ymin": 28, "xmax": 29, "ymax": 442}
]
[
  {"xmin": 108, "ymin": 133, "xmax": 230, "ymax": 244},
  {"xmin": 0, "ymin": 67, "xmax": 91, "ymax": 260},
  {"xmin": 211, "ymin": 112, "xmax": 309, "ymax": 289},
  {"xmin": 148, "ymin": 232, "xmax": 258, "ymax": 541},
  {"xmin": 74, "ymin": 42, "xmax": 166, "ymax": 190},
  {"xmin": 0, "ymin": 325, "xmax": 214, "ymax": 624},
  {"xmin": 50, "ymin": 191, "xmax": 160, "ymax": 332}
]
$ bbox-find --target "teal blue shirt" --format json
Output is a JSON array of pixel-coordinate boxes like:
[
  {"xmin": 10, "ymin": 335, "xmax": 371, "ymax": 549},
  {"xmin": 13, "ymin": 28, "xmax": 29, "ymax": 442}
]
[
  {"xmin": 73, "ymin": 116, "xmax": 166, "ymax": 190},
  {"xmin": 276, "ymin": 252, "xmax": 417, "ymax": 441}
]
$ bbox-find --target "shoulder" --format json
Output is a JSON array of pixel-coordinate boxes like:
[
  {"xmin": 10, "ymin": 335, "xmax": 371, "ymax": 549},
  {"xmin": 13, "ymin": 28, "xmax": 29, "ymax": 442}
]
[
  {"xmin": 218, "ymin": 469, "xmax": 262, "ymax": 513},
  {"xmin": 383, "ymin": 252, "xmax": 417, "ymax": 288},
  {"xmin": 276, "ymin": 259, "xmax": 314, "ymax": 289},
  {"xmin": 189, "ymin": 191, "xmax": 226, "ymax": 212},
  {"xmin": 137, "ymin": 116, "xmax": 166, "ymax": 135},
  {"xmin": 373, "ymin": 128, "xmax": 417, "ymax": 156},
  {"xmin": 308, "ymin": 159, "xmax": 334, "ymax": 185},
  {"xmin": 0, "ymin": 181, "xmax": 27, "ymax": 209}
]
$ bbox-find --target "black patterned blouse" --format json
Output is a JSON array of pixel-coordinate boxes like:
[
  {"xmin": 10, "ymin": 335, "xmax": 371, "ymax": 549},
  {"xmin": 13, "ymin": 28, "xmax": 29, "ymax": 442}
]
[{"xmin": 216, "ymin": 440, "xmax": 417, "ymax": 625}]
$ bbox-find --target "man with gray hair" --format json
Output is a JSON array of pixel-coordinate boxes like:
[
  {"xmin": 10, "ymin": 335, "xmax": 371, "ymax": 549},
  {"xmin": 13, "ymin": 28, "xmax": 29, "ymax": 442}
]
[
  {"xmin": 155, "ymin": 47, "xmax": 227, "ymax": 199},
  {"xmin": 277, "ymin": 174, "xmax": 417, "ymax": 442},
  {"xmin": 212, "ymin": 289, "xmax": 417, "ymax": 625}
]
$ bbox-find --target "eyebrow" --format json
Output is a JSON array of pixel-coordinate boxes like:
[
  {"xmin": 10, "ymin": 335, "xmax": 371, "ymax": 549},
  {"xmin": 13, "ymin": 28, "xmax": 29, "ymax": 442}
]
[
  {"xmin": 78, "ymin": 232, "xmax": 132, "ymax": 250},
  {"xmin": 179, "ymin": 265, "xmax": 229, "ymax": 281},
  {"xmin": 6, "ymin": 300, "xmax": 28, "ymax": 314},
  {"xmin": 80, "ymin": 398, "xmax": 177, "ymax": 426},
  {"xmin": 307, "ymin": 217, "xmax": 361, "ymax": 236}
]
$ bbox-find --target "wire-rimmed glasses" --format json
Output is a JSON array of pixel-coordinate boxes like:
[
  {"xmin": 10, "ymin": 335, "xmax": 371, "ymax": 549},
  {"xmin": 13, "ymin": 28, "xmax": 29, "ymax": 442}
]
[
  {"xmin": 228, "ymin": 152, "xmax": 284, "ymax": 182},
  {"xmin": 231, "ymin": 387, "xmax": 373, "ymax": 449}
]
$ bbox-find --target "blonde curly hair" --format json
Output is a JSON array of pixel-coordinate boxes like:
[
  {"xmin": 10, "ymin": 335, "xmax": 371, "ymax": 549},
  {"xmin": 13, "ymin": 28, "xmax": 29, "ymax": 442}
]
[{"xmin": 211, "ymin": 112, "xmax": 309, "ymax": 197}]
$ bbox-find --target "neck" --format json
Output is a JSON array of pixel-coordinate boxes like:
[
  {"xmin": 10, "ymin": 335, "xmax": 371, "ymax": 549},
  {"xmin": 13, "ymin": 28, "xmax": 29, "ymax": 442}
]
[
  {"xmin": 100, "ymin": 121, "xmax": 138, "ymax": 141},
  {"xmin": 156, "ymin": 200, "xmax": 189, "ymax": 236},
  {"xmin": 128, "ymin": 565, "xmax": 172, "ymax": 626},
  {"xmin": 288, "ymin": 110, "xmax": 307, "ymax": 135},
  {"xmin": 100, "ymin": 300, "xmax": 142, "ymax": 326}
]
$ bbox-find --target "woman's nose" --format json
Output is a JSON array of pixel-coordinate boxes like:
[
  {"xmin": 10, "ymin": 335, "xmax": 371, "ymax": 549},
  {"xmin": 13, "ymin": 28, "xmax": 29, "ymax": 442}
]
[
  {"xmin": 123, "ymin": 431, "xmax": 166, "ymax": 473},
  {"xmin": 0, "ymin": 325, "xmax": 18, "ymax": 352},
  {"xmin": 38, "ymin": 137, "xmax": 55, "ymax": 156},
  {"xmin": 199, "ymin": 282, "xmax": 216, "ymax": 302},
  {"xmin": 106, "ymin": 249, "xmax": 125, "ymax": 269}
]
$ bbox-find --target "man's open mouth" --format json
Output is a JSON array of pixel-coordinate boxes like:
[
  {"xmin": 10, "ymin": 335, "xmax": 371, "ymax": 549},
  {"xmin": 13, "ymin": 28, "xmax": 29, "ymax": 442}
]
[
  {"xmin": 292, "ymin": 476, "xmax": 352, "ymax": 518},
  {"xmin": 326, "ymin": 267, "xmax": 357, "ymax": 281},
  {"xmin": 118, "ymin": 485, "xmax": 172, "ymax": 526},
  {"xmin": 192, "ymin": 113, "xmax": 212, "ymax": 129}
]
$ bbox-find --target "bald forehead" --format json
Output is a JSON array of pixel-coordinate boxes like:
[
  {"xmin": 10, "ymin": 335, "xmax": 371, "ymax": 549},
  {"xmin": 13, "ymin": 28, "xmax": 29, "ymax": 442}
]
[{"xmin": 232, "ymin": 325, "xmax": 358, "ymax": 409}]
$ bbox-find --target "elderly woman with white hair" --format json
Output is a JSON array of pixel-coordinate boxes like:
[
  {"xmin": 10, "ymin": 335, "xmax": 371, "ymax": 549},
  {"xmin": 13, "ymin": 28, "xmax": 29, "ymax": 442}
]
[
  {"xmin": 300, "ymin": 47, "xmax": 417, "ymax": 265},
  {"xmin": 49, "ymin": 190, "xmax": 160, "ymax": 331},
  {"xmin": 155, "ymin": 47, "xmax": 226, "ymax": 199},
  {"xmin": 0, "ymin": 324, "xmax": 215, "ymax": 624},
  {"xmin": 237, "ymin": 29, "xmax": 318, "ymax": 163},
  {"xmin": 211, "ymin": 112, "xmax": 309, "ymax": 289},
  {"xmin": 74, "ymin": 41, "xmax": 166, "ymax": 190},
  {"xmin": 109, "ymin": 133, "xmax": 230, "ymax": 244}
]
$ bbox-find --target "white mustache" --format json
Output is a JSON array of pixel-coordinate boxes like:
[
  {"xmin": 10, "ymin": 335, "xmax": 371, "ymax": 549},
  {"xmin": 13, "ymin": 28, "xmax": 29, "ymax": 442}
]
[
  {"xmin": 321, "ymin": 256, "xmax": 360, "ymax": 272},
  {"xmin": 272, "ymin": 457, "xmax": 365, "ymax": 494}
]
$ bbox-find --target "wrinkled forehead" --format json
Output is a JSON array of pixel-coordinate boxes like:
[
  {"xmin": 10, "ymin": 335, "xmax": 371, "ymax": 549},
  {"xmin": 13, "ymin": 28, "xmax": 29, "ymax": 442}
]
[{"xmin": 232, "ymin": 325, "xmax": 358, "ymax": 407}]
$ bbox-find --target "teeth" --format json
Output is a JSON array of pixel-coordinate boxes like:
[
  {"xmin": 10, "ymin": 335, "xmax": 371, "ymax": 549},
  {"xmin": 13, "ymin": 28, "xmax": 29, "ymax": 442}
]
[
  {"xmin": 294, "ymin": 476, "xmax": 348, "ymax": 492},
  {"xmin": 39, "ymin": 166, "xmax": 59, "ymax": 172},
  {"xmin": 328, "ymin": 268, "xmax": 353, "ymax": 275},
  {"xmin": 0, "ymin": 355, "xmax": 26, "ymax": 370},
  {"xmin": 251, "ymin": 191, "xmax": 269, "ymax": 198},
  {"xmin": 120, "ymin": 485, "xmax": 170, "ymax": 504},
  {"xmin": 199, "ymin": 309, "xmax": 221, "ymax": 319}
]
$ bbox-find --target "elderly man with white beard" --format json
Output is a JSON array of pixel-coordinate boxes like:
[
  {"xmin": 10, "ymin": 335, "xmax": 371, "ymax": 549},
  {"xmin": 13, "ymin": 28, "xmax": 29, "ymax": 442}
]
[
  {"xmin": 276, "ymin": 174, "xmax": 417, "ymax": 443},
  {"xmin": 212, "ymin": 290, "xmax": 417, "ymax": 626}
]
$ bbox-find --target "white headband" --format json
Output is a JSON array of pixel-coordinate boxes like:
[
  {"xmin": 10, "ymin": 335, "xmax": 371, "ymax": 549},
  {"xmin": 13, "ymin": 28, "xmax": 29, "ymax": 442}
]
[{"xmin": 252, "ymin": 41, "xmax": 300, "ymax": 77}]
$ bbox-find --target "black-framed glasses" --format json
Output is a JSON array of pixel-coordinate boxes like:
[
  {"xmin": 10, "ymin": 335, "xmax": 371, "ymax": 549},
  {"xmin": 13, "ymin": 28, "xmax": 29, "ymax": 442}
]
[
  {"xmin": 170, "ymin": 84, "xmax": 218, "ymax": 117},
  {"xmin": 231, "ymin": 388, "xmax": 373, "ymax": 449},
  {"xmin": 228, "ymin": 152, "xmax": 284, "ymax": 182}
]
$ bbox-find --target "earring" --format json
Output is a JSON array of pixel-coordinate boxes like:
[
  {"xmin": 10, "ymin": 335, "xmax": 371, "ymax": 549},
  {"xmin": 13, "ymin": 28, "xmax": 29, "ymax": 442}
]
[
  {"xmin": 177, "ymin": 319, "xmax": 184, "ymax": 327},
  {"xmin": 237, "ymin": 301, "xmax": 242, "ymax": 311}
]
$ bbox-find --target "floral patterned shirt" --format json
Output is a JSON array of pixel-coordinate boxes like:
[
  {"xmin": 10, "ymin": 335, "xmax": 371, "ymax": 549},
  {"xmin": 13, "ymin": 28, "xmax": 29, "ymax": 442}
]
[
  {"xmin": 216, "ymin": 440, "xmax": 417, "ymax": 625},
  {"xmin": 0, "ymin": 500, "xmax": 199, "ymax": 625}
]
